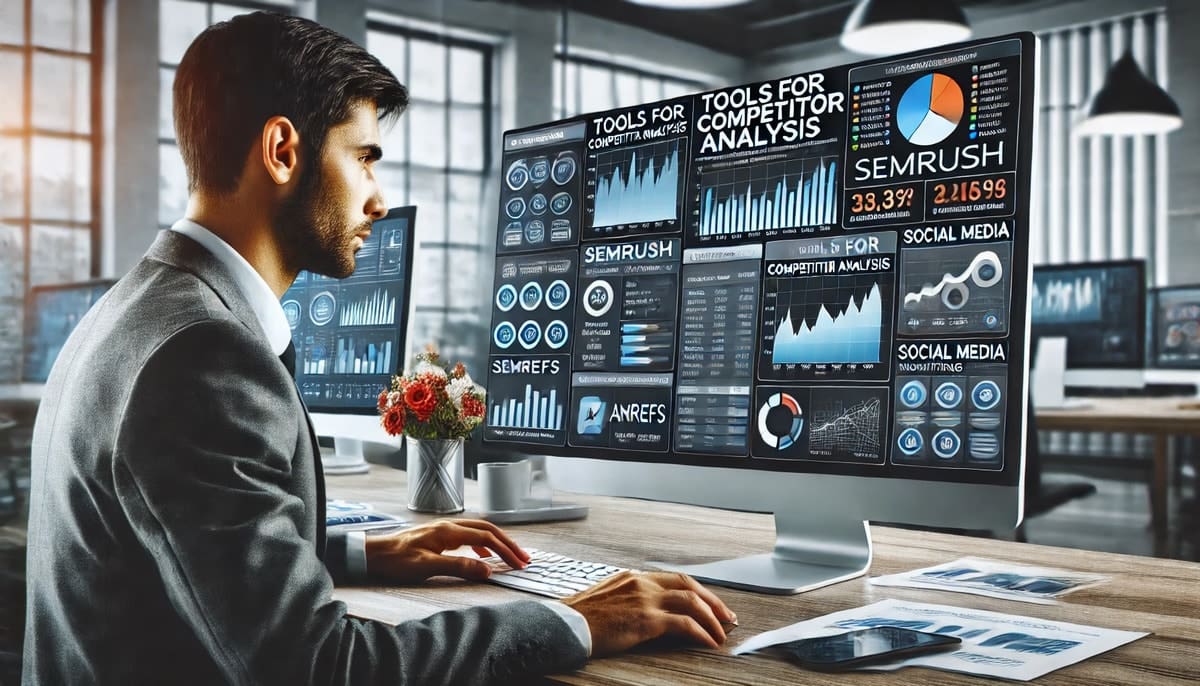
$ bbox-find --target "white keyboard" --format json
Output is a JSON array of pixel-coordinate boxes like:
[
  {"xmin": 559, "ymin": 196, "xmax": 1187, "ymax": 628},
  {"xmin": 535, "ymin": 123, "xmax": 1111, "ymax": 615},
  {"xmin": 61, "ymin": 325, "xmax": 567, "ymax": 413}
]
[{"xmin": 480, "ymin": 549, "xmax": 629, "ymax": 598}]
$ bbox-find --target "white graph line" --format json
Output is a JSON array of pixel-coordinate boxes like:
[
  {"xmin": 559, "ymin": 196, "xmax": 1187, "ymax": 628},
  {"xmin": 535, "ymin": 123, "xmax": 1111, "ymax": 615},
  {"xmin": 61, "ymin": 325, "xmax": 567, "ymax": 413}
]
[{"xmin": 903, "ymin": 250, "xmax": 1003, "ymax": 306}]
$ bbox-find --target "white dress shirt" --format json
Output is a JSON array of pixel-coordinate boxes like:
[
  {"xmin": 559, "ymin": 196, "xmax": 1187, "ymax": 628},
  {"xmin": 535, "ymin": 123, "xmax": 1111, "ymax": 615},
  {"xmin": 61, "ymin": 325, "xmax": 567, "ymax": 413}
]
[{"xmin": 167, "ymin": 219, "xmax": 592, "ymax": 655}]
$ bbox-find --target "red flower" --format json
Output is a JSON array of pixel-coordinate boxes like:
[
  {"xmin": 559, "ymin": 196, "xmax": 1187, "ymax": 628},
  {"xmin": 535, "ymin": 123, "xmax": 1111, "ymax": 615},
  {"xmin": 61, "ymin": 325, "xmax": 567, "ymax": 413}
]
[
  {"xmin": 382, "ymin": 404, "xmax": 405, "ymax": 436},
  {"xmin": 405, "ymin": 381, "xmax": 438, "ymax": 422},
  {"xmin": 461, "ymin": 395, "xmax": 486, "ymax": 419},
  {"xmin": 377, "ymin": 390, "xmax": 389, "ymax": 411}
]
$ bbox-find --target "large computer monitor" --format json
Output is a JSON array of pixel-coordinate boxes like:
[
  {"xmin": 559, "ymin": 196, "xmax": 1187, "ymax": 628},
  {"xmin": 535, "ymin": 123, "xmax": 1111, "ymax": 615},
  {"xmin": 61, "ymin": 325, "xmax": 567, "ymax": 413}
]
[
  {"xmin": 23, "ymin": 280, "xmax": 116, "ymax": 384},
  {"xmin": 1149, "ymin": 285, "xmax": 1200, "ymax": 370},
  {"xmin": 283, "ymin": 206, "xmax": 416, "ymax": 473},
  {"xmin": 1030, "ymin": 260, "xmax": 1146, "ymax": 387},
  {"xmin": 484, "ymin": 34, "xmax": 1037, "ymax": 593}
]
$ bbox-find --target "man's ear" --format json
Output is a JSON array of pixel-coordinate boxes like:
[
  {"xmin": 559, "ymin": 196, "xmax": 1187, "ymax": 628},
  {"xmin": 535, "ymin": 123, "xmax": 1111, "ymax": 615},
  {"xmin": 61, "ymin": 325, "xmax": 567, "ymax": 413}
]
[{"xmin": 262, "ymin": 116, "xmax": 301, "ymax": 185}]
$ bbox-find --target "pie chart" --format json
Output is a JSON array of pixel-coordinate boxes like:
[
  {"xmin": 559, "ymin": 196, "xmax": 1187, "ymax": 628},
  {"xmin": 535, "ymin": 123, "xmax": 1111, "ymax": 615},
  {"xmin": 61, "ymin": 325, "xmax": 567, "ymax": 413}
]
[{"xmin": 897, "ymin": 73, "xmax": 964, "ymax": 146}]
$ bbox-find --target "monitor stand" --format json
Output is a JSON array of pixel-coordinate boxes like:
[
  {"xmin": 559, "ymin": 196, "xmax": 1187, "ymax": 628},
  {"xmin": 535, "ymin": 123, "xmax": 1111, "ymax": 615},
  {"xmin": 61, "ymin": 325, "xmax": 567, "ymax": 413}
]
[
  {"xmin": 320, "ymin": 436, "xmax": 371, "ymax": 475},
  {"xmin": 648, "ymin": 510, "xmax": 872, "ymax": 595}
]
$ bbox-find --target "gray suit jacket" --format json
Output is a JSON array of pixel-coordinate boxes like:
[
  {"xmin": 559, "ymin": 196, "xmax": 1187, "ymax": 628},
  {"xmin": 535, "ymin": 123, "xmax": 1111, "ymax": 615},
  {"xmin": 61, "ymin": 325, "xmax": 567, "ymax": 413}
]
[{"xmin": 22, "ymin": 230, "xmax": 587, "ymax": 684}]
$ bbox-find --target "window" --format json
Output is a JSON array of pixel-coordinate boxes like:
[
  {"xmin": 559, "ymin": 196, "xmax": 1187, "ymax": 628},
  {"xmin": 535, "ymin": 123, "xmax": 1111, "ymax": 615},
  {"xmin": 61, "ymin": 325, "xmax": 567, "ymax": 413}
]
[
  {"xmin": 366, "ymin": 21, "xmax": 496, "ymax": 375},
  {"xmin": 1033, "ymin": 10, "xmax": 1168, "ymax": 283},
  {"xmin": 552, "ymin": 53, "xmax": 712, "ymax": 121},
  {"xmin": 0, "ymin": 0, "xmax": 100, "ymax": 382},
  {"xmin": 157, "ymin": 0, "xmax": 294, "ymax": 228}
]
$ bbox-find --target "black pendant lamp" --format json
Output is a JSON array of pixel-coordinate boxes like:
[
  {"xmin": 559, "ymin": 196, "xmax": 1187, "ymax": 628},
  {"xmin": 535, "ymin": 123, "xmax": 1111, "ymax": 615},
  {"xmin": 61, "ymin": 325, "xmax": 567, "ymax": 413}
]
[
  {"xmin": 1076, "ymin": 51, "xmax": 1182, "ymax": 136},
  {"xmin": 841, "ymin": 0, "xmax": 972, "ymax": 56}
]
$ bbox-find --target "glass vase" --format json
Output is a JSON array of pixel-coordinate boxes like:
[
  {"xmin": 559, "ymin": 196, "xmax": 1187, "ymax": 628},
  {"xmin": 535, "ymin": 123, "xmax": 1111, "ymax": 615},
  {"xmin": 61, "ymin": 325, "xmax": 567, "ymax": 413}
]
[{"xmin": 405, "ymin": 437, "xmax": 465, "ymax": 514}]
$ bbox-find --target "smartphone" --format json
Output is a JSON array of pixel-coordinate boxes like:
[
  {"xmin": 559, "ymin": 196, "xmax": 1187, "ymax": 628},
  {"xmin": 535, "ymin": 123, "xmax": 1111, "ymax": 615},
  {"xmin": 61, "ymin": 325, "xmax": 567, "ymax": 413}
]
[{"xmin": 765, "ymin": 627, "xmax": 962, "ymax": 671}]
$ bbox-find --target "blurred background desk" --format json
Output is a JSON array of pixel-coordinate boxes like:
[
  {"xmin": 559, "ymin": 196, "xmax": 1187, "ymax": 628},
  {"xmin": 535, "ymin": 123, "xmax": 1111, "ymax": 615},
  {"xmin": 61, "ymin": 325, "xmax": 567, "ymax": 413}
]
[
  {"xmin": 1036, "ymin": 397, "xmax": 1200, "ymax": 538},
  {"xmin": 328, "ymin": 468, "xmax": 1200, "ymax": 685}
]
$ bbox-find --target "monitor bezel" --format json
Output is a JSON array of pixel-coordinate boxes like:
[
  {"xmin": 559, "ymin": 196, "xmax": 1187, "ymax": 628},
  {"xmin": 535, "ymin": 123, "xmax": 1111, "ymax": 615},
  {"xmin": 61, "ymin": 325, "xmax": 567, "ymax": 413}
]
[
  {"xmin": 1148, "ymin": 283, "xmax": 1200, "ymax": 370},
  {"xmin": 1030, "ymin": 258, "xmax": 1147, "ymax": 370},
  {"xmin": 301, "ymin": 205, "xmax": 417, "ymax": 415},
  {"xmin": 22, "ymin": 278, "xmax": 118, "ymax": 384}
]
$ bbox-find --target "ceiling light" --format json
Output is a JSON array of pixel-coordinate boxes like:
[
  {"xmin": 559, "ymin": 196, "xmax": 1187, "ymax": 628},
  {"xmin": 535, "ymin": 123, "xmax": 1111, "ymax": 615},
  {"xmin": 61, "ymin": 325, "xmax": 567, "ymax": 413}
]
[
  {"xmin": 840, "ymin": 0, "xmax": 971, "ymax": 56},
  {"xmin": 1076, "ymin": 51, "xmax": 1182, "ymax": 136},
  {"xmin": 626, "ymin": 0, "xmax": 753, "ymax": 9}
]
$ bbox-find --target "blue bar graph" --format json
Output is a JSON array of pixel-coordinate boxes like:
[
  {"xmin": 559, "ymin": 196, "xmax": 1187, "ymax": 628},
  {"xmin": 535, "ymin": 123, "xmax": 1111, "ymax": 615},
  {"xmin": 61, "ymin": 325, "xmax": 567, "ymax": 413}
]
[
  {"xmin": 591, "ymin": 138, "xmax": 683, "ymax": 228},
  {"xmin": 490, "ymin": 384, "xmax": 564, "ymax": 430},
  {"xmin": 698, "ymin": 156, "xmax": 838, "ymax": 237},
  {"xmin": 772, "ymin": 283, "xmax": 883, "ymax": 365}
]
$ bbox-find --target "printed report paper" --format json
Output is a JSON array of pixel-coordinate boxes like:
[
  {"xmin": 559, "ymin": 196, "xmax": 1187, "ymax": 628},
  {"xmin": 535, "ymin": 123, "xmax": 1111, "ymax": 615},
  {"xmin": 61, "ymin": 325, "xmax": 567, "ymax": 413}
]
[{"xmin": 869, "ymin": 556, "xmax": 1110, "ymax": 604}]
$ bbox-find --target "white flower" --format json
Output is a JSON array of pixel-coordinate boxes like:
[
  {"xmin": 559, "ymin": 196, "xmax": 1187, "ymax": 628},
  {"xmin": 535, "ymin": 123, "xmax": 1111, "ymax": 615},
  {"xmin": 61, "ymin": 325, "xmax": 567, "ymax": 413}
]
[
  {"xmin": 414, "ymin": 361, "xmax": 447, "ymax": 379},
  {"xmin": 446, "ymin": 376, "xmax": 476, "ymax": 410}
]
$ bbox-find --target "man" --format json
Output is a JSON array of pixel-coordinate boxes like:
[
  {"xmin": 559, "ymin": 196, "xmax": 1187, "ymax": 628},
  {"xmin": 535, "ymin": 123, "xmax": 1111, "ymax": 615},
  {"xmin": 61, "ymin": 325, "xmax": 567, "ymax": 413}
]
[{"xmin": 22, "ymin": 11, "xmax": 735, "ymax": 685}]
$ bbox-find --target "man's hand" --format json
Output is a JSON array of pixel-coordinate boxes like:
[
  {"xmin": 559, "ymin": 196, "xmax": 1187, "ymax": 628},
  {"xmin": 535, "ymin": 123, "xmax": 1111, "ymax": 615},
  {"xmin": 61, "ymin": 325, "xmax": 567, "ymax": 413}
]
[
  {"xmin": 561, "ymin": 571, "xmax": 737, "ymax": 656},
  {"xmin": 364, "ymin": 519, "xmax": 530, "ymax": 583}
]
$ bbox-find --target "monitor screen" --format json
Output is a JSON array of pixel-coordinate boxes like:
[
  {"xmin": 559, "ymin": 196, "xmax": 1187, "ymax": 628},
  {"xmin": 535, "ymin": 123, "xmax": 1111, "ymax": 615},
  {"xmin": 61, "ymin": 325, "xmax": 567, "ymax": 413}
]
[
  {"xmin": 23, "ymin": 280, "xmax": 115, "ymax": 383},
  {"xmin": 484, "ymin": 34, "xmax": 1036, "ymax": 487},
  {"xmin": 1150, "ymin": 285, "xmax": 1200, "ymax": 369},
  {"xmin": 282, "ymin": 206, "xmax": 415, "ymax": 414},
  {"xmin": 1030, "ymin": 261, "xmax": 1145, "ymax": 369}
]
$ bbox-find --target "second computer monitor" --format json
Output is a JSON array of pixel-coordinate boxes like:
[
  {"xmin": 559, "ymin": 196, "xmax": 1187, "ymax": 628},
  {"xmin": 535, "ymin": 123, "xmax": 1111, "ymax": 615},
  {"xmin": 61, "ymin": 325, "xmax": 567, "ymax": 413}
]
[
  {"xmin": 1030, "ymin": 260, "xmax": 1146, "ymax": 370},
  {"xmin": 1150, "ymin": 285, "xmax": 1200, "ymax": 369},
  {"xmin": 282, "ymin": 206, "xmax": 415, "ymax": 413}
]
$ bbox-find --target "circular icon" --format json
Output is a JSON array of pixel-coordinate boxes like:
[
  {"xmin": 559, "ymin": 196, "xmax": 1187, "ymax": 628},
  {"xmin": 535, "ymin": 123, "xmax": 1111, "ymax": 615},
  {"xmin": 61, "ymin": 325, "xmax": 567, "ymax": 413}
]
[
  {"xmin": 550, "ymin": 192, "xmax": 573, "ymax": 216},
  {"xmin": 505, "ymin": 160, "xmax": 529, "ymax": 191},
  {"xmin": 934, "ymin": 381, "xmax": 964, "ymax": 409},
  {"xmin": 897, "ymin": 73, "xmax": 963, "ymax": 146},
  {"xmin": 545, "ymin": 320, "xmax": 569, "ymax": 349},
  {"xmin": 529, "ymin": 193, "xmax": 548, "ymax": 216},
  {"xmin": 524, "ymin": 220, "xmax": 545, "ymax": 244},
  {"xmin": 583, "ymin": 280, "xmax": 614, "ymax": 318},
  {"xmin": 757, "ymin": 392, "xmax": 804, "ymax": 450},
  {"xmin": 309, "ymin": 291, "xmax": 336, "ymax": 326},
  {"xmin": 519, "ymin": 281, "xmax": 543, "ymax": 311},
  {"xmin": 552, "ymin": 152, "xmax": 578, "ymax": 185},
  {"xmin": 493, "ymin": 321, "xmax": 517, "ymax": 349},
  {"xmin": 983, "ymin": 312, "xmax": 1000, "ymax": 329},
  {"xmin": 546, "ymin": 279, "xmax": 571, "ymax": 311},
  {"xmin": 495, "ymin": 284, "xmax": 518, "ymax": 312},
  {"xmin": 932, "ymin": 429, "xmax": 962, "ymax": 460},
  {"xmin": 942, "ymin": 282, "xmax": 969, "ymax": 310},
  {"xmin": 528, "ymin": 157, "xmax": 550, "ymax": 186},
  {"xmin": 505, "ymin": 196, "xmax": 526, "ymax": 219},
  {"xmin": 972, "ymin": 251, "xmax": 1003, "ymax": 287},
  {"xmin": 900, "ymin": 379, "xmax": 928, "ymax": 409},
  {"xmin": 282, "ymin": 299, "xmax": 302, "ymax": 330},
  {"xmin": 897, "ymin": 428, "xmax": 924, "ymax": 456},
  {"xmin": 972, "ymin": 380, "xmax": 1002, "ymax": 411},
  {"xmin": 518, "ymin": 320, "xmax": 542, "ymax": 350}
]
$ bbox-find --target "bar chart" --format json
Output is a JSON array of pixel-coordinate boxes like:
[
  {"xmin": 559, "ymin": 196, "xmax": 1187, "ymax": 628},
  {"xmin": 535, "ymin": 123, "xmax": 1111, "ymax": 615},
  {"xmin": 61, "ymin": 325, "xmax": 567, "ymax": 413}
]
[
  {"xmin": 337, "ymin": 288, "xmax": 397, "ymax": 327},
  {"xmin": 696, "ymin": 156, "xmax": 839, "ymax": 238},
  {"xmin": 302, "ymin": 336, "xmax": 394, "ymax": 376},
  {"xmin": 489, "ymin": 384, "xmax": 565, "ymax": 431},
  {"xmin": 590, "ymin": 138, "xmax": 683, "ymax": 229}
]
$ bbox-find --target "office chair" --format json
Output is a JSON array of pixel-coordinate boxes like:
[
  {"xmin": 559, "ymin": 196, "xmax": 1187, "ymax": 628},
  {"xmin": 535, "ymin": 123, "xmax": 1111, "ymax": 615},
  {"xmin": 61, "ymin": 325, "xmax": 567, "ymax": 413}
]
[{"xmin": 1016, "ymin": 393, "xmax": 1098, "ymax": 543}]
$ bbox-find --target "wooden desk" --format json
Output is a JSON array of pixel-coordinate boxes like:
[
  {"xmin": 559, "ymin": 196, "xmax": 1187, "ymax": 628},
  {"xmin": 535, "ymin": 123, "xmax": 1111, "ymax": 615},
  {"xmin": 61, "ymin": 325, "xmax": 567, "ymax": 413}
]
[
  {"xmin": 1036, "ymin": 396, "xmax": 1200, "ymax": 535},
  {"xmin": 328, "ymin": 467, "xmax": 1200, "ymax": 685}
]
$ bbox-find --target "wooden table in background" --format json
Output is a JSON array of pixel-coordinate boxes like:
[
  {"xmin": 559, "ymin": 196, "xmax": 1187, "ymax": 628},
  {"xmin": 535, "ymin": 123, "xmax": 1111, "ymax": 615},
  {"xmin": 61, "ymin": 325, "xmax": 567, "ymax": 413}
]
[
  {"xmin": 1036, "ymin": 396, "xmax": 1200, "ymax": 536},
  {"xmin": 328, "ymin": 468, "xmax": 1200, "ymax": 685}
]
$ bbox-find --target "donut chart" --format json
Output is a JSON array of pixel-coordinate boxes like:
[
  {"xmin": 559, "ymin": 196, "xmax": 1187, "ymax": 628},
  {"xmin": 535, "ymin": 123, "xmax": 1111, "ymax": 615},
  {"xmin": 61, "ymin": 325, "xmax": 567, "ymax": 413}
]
[{"xmin": 897, "ymin": 73, "xmax": 964, "ymax": 146}]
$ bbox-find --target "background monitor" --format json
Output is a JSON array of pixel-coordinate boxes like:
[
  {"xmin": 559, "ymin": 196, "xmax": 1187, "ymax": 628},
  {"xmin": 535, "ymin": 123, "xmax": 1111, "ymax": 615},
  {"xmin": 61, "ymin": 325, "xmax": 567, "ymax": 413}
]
[
  {"xmin": 1030, "ymin": 260, "xmax": 1146, "ymax": 386},
  {"xmin": 1150, "ymin": 285, "xmax": 1200, "ymax": 370},
  {"xmin": 22, "ymin": 280, "xmax": 116, "ymax": 384},
  {"xmin": 283, "ymin": 206, "xmax": 416, "ymax": 472},
  {"xmin": 484, "ymin": 34, "xmax": 1037, "ymax": 593}
]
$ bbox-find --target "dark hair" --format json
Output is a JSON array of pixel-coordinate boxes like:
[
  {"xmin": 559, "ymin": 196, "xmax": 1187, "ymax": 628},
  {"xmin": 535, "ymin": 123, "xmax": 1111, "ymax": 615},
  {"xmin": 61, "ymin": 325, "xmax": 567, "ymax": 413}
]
[{"xmin": 173, "ymin": 11, "xmax": 407, "ymax": 194}]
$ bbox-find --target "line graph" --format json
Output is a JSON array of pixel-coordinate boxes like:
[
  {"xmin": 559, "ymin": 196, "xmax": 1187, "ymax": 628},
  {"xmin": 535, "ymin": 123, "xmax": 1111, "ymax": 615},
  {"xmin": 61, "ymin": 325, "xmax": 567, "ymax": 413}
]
[
  {"xmin": 809, "ymin": 391, "xmax": 885, "ymax": 462},
  {"xmin": 590, "ymin": 138, "xmax": 685, "ymax": 229},
  {"xmin": 773, "ymin": 282, "xmax": 884, "ymax": 364},
  {"xmin": 900, "ymin": 243, "xmax": 1011, "ymax": 336}
]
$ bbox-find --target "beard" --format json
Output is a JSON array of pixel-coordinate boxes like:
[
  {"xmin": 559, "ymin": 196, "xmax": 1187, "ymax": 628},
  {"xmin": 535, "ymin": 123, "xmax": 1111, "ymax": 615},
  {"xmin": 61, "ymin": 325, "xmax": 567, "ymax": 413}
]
[{"xmin": 273, "ymin": 160, "xmax": 371, "ymax": 279}]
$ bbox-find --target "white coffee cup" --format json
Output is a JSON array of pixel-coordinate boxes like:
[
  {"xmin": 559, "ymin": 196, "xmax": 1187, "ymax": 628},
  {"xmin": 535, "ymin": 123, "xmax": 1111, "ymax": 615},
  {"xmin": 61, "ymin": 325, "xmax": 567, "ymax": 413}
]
[{"xmin": 478, "ymin": 460, "xmax": 532, "ymax": 512}]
